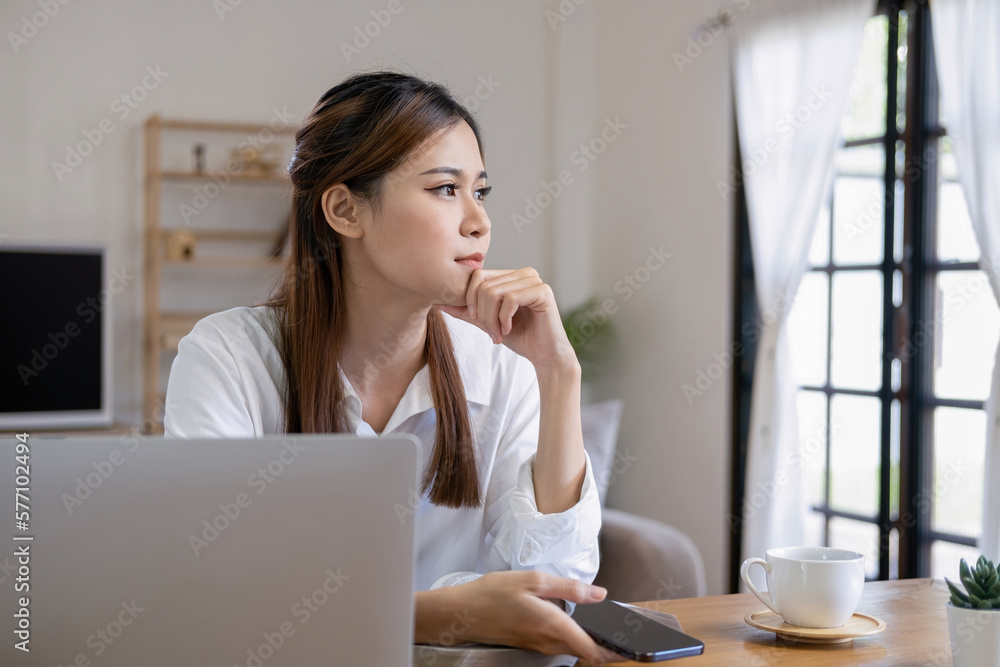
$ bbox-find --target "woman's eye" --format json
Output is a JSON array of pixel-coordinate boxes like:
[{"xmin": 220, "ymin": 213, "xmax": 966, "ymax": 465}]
[{"xmin": 427, "ymin": 183, "xmax": 490, "ymax": 200}]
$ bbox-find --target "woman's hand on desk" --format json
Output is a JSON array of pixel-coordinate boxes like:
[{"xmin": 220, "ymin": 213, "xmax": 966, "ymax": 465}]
[{"xmin": 414, "ymin": 570, "xmax": 624, "ymax": 663}]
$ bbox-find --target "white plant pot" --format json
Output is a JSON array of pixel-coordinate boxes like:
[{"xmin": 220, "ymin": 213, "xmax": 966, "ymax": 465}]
[{"xmin": 947, "ymin": 603, "xmax": 1000, "ymax": 667}]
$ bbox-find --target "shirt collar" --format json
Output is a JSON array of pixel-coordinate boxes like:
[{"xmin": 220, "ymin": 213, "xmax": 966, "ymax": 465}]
[{"xmin": 336, "ymin": 314, "xmax": 492, "ymax": 434}]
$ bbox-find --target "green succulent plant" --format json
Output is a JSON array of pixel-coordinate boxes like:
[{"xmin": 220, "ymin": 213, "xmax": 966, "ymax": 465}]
[{"xmin": 946, "ymin": 555, "xmax": 1000, "ymax": 610}]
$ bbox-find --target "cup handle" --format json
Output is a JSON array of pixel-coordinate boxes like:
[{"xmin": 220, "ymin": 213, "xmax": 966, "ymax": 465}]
[{"xmin": 740, "ymin": 557, "xmax": 780, "ymax": 615}]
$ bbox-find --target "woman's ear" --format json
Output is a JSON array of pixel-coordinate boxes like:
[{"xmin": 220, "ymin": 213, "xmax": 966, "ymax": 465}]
[{"xmin": 321, "ymin": 184, "xmax": 365, "ymax": 239}]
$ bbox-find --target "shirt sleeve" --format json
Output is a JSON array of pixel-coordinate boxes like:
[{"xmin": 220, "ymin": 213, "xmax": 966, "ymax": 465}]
[
  {"xmin": 163, "ymin": 325, "xmax": 256, "ymax": 438},
  {"xmin": 481, "ymin": 359, "xmax": 602, "ymax": 588}
]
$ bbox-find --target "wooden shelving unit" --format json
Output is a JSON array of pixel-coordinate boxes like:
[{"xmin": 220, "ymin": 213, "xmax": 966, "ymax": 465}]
[{"xmin": 143, "ymin": 115, "xmax": 295, "ymax": 433}]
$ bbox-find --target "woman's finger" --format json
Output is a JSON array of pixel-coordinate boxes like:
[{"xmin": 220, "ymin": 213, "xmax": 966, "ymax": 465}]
[
  {"xmin": 477, "ymin": 277, "xmax": 546, "ymax": 340},
  {"xmin": 537, "ymin": 611, "xmax": 624, "ymax": 664},
  {"xmin": 493, "ymin": 281, "xmax": 553, "ymax": 335},
  {"xmin": 465, "ymin": 269, "xmax": 527, "ymax": 318},
  {"xmin": 523, "ymin": 571, "xmax": 608, "ymax": 604},
  {"xmin": 464, "ymin": 269, "xmax": 491, "ymax": 319}
]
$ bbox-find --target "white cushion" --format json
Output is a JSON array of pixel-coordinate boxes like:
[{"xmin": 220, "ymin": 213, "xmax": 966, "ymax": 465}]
[{"xmin": 580, "ymin": 399, "xmax": 624, "ymax": 506}]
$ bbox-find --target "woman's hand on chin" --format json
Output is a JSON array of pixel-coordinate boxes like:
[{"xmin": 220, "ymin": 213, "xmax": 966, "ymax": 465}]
[
  {"xmin": 414, "ymin": 570, "xmax": 624, "ymax": 663},
  {"xmin": 432, "ymin": 268, "xmax": 578, "ymax": 372}
]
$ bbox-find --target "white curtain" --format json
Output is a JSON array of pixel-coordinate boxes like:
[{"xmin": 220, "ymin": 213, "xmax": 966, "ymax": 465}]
[
  {"xmin": 931, "ymin": 0, "xmax": 1000, "ymax": 563},
  {"xmin": 730, "ymin": 0, "xmax": 874, "ymax": 588}
]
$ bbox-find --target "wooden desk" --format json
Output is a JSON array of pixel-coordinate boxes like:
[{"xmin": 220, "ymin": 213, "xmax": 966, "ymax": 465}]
[{"xmin": 582, "ymin": 578, "xmax": 954, "ymax": 666}]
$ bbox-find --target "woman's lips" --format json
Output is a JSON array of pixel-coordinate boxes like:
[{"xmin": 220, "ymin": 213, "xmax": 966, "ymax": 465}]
[{"xmin": 455, "ymin": 253, "xmax": 484, "ymax": 269}]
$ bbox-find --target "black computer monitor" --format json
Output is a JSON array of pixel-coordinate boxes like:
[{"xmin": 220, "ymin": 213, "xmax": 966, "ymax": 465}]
[{"xmin": 0, "ymin": 243, "xmax": 112, "ymax": 429}]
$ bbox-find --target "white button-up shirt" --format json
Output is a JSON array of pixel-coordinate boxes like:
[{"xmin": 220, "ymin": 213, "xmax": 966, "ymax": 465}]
[{"xmin": 164, "ymin": 306, "xmax": 601, "ymax": 592}]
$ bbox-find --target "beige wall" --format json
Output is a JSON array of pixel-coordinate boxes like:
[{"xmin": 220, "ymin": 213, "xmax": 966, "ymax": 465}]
[
  {"xmin": 2, "ymin": 0, "xmax": 735, "ymax": 594},
  {"xmin": 585, "ymin": 2, "xmax": 735, "ymax": 595}
]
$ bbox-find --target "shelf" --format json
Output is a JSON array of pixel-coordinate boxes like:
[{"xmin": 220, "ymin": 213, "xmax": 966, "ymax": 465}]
[
  {"xmin": 158, "ymin": 118, "xmax": 297, "ymax": 134},
  {"xmin": 162, "ymin": 256, "xmax": 284, "ymax": 269},
  {"xmin": 144, "ymin": 115, "xmax": 294, "ymax": 430},
  {"xmin": 155, "ymin": 170, "xmax": 289, "ymax": 184},
  {"xmin": 160, "ymin": 228, "xmax": 281, "ymax": 241}
]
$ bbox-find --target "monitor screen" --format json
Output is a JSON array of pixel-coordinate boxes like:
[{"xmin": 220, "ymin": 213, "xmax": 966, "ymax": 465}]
[{"xmin": 0, "ymin": 244, "xmax": 111, "ymax": 429}]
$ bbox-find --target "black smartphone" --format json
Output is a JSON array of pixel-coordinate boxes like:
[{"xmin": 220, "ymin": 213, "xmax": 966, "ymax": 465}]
[{"xmin": 571, "ymin": 599, "xmax": 705, "ymax": 662}]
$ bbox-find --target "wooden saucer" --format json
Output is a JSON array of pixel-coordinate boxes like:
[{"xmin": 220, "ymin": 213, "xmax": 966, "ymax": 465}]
[{"xmin": 744, "ymin": 610, "xmax": 886, "ymax": 644}]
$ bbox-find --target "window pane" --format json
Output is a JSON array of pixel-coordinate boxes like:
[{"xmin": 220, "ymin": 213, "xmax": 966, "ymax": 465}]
[
  {"xmin": 934, "ymin": 271, "xmax": 1000, "ymax": 401},
  {"xmin": 830, "ymin": 517, "xmax": 880, "ymax": 580},
  {"xmin": 894, "ymin": 178, "xmax": 904, "ymax": 263},
  {"xmin": 931, "ymin": 407, "xmax": 986, "ymax": 540},
  {"xmin": 832, "ymin": 176, "xmax": 885, "ymax": 266},
  {"xmin": 938, "ymin": 135, "xmax": 959, "ymax": 180},
  {"xmin": 937, "ymin": 181, "xmax": 980, "ymax": 262},
  {"xmin": 831, "ymin": 271, "xmax": 883, "ymax": 390},
  {"xmin": 890, "ymin": 398, "xmax": 900, "ymax": 518},
  {"xmin": 810, "ymin": 203, "xmax": 831, "ymax": 267},
  {"xmin": 888, "ymin": 527, "xmax": 899, "ymax": 579},
  {"xmin": 835, "ymin": 145, "xmax": 885, "ymax": 177},
  {"xmin": 830, "ymin": 394, "xmax": 880, "ymax": 518},
  {"xmin": 842, "ymin": 16, "xmax": 888, "ymax": 141},
  {"xmin": 788, "ymin": 273, "xmax": 829, "ymax": 387},
  {"xmin": 806, "ymin": 511, "xmax": 826, "ymax": 548},
  {"xmin": 895, "ymin": 10, "xmax": 908, "ymax": 133},
  {"xmin": 797, "ymin": 390, "xmax": 828, "ymax": 509},
  {"xmin": 930, "ymin": 541, "xmax": 983, "ymax": 581}
]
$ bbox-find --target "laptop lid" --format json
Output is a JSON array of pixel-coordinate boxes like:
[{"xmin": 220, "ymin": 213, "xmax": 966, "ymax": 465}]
[{"xmin": 0, "ymin": 434, "xmax": 419, "ymax": 666}]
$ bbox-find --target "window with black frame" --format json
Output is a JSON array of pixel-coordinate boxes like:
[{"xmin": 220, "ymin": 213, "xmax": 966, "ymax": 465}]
[{"xmin": 731, "ymin": 0, "xmax": 1000, "ymax": 589}]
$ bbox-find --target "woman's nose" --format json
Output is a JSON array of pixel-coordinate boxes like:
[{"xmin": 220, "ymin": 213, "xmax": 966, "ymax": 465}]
[{"xmin": 462, "ymin": 201, "xmax": 490, "ymax": 238}]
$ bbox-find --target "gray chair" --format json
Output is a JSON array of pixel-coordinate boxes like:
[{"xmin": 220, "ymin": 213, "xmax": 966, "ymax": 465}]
[
  {"xmin": 594, "ymin": 507, "xmax": 707, "ymax": 602},
  {"xmin": 582, "ymin": 400, "xmax": 707, "ymax": 603}
]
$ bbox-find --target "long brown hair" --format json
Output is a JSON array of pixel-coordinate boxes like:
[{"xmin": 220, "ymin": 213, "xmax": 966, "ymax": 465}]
[{"xmin": 262, "ymin": 71, "xmax": 484, "ymax": 508}]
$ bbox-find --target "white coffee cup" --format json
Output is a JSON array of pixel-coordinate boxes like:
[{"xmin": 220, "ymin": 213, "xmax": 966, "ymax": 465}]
[{"xmin": 740, "ymin": 546, "xmax": 865, "ymax": 628}]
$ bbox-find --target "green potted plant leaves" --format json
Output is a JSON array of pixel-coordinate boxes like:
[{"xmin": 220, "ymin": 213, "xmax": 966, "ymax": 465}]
[
  {"xmin": 944, "ymin": 555, "xmax": 1000, "ymax": 666},
  {"xmin": 561, "ymin": 296, "xmax": 616, "ymax": 383}
]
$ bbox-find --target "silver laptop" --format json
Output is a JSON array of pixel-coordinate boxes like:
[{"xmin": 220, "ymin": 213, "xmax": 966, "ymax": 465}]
[{"xmin": 0, "ymin": 434, "xmax": 419, "ymax": 666}]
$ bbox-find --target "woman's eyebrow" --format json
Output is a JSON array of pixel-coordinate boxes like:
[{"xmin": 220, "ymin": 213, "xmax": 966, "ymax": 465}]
[{"xmin": 418, "ymin": 166, "xmax": 488, "ymax": 180}]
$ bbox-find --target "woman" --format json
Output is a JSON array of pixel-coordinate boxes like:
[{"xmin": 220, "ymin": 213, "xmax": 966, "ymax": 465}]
[{"xmin": 164, "ymin": 71, "xmax": 616, "ymax": 662}]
